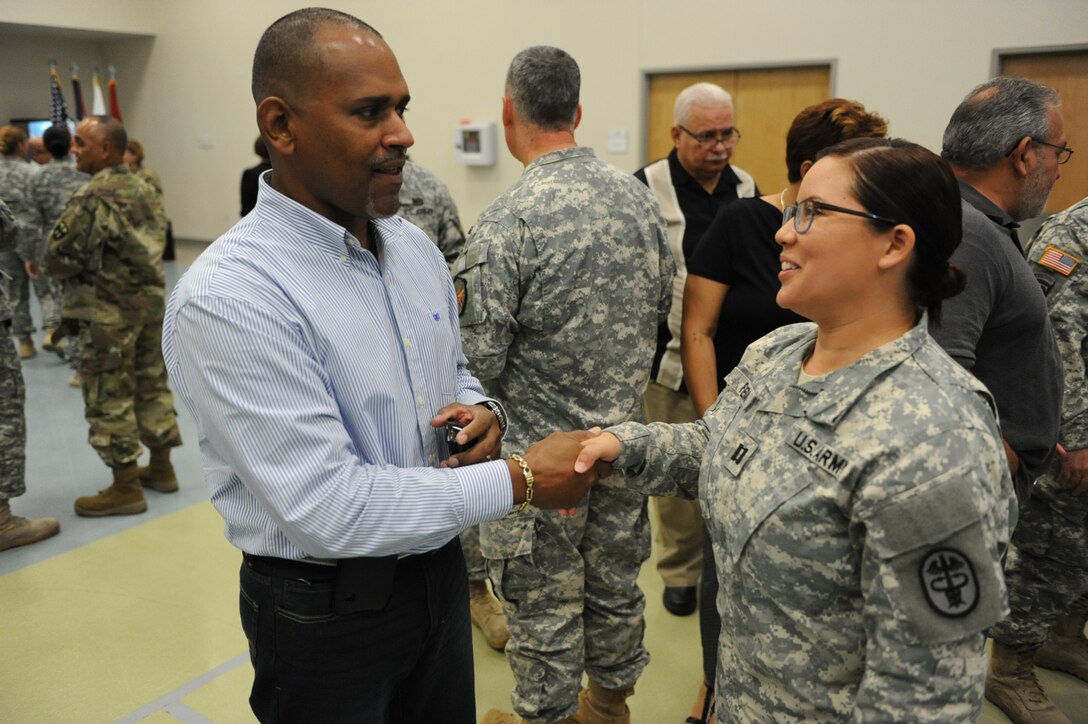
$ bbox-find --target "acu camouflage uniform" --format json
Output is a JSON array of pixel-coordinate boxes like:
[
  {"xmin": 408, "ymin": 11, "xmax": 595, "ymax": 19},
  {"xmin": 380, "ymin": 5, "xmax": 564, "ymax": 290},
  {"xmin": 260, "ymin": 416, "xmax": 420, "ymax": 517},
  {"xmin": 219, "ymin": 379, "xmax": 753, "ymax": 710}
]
[
  {"xmin": 0, "ymin": 199, "xmax": 28, "ymax": 500},
  {"xmin": 454, "ymin": 146, "xmax": 673, "ymax": 722},
  {"xmin": 609, "ymin": 319, "xmax": 1015, "ymax": 722},
  {"xmin": 398, "ymin": 160, "xmax": 465, "ymax": 266},
  {"xmin": 31, "ymin": 157, "xmax": 90, "ymax": 366},
  {"xmin": 0, "ymin": 156, "xmax": 59, "ymax": 334},
  {"xmin": 992, "ymin": 197, "xmax": 1088, "ymax": 650},
  {"xmin": 43, "ymin": 164, "xmax": 181, "ymax": 469}
]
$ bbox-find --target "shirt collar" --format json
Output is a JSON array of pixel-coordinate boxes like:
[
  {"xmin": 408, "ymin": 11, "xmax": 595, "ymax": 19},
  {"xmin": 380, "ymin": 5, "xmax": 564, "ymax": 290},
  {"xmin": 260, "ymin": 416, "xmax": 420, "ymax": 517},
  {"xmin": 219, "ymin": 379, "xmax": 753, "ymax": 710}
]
[
  {"xmin": 667, "ymin": 147, "xmax": 740, "ymax": 194},
  {"xmin": 255, "ymin": 169, "xmax": 396, "ymax": 257}
]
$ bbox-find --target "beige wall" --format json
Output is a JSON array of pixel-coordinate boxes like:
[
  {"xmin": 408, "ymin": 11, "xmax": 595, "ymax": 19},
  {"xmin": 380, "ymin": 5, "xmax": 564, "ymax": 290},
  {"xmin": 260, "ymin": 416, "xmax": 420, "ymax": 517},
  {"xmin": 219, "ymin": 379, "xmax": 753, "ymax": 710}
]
[{"xmin": 1, "ymin": 0, "xmax": 1086, "ymax": 241}]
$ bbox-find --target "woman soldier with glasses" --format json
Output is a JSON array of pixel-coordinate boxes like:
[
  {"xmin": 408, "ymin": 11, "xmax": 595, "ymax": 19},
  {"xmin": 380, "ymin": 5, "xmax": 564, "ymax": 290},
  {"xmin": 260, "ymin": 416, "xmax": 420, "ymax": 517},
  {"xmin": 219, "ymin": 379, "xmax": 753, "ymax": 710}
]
[{"xmin": 574, "ymin": 137, "xmax": 1017, "ymax": 721}]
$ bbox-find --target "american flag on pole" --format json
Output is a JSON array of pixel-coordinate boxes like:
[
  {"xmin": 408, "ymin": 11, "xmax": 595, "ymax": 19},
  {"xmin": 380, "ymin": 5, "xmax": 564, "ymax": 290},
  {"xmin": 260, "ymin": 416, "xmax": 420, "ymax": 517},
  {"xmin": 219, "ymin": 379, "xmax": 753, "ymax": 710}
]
[
  {"xmin": 49, "ymin": 66, "xmax": 70, "ymax": 125},
  {"xmin": 71, "ymin": 64, "xmax": 86, "ymax": 120},
  {"xmin": 108, "ymin": 65, "xmax": 123, "ymax": 123},
  {"xmin": 1038, "ymin": 245, "xmax": 1081, "ymax": 276},
  {"xmin": 91, "ymin": 69, "xmax": 106, "ymax": 116}
]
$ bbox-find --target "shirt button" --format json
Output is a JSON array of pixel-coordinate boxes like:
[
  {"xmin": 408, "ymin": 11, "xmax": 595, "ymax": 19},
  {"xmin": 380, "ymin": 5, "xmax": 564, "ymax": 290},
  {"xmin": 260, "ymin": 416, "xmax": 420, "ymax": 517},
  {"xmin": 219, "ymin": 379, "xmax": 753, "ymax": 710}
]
[
  {"xmin": 418, "ymin": 395, "xmax": 426, "ymax": 407},
  {"xmin": 404, "ymin": 337, "xmax": 411, "ymax": 348},
  {"xmin": 339, "ymin": 254, "xmax": 348, "ymax": 264}
]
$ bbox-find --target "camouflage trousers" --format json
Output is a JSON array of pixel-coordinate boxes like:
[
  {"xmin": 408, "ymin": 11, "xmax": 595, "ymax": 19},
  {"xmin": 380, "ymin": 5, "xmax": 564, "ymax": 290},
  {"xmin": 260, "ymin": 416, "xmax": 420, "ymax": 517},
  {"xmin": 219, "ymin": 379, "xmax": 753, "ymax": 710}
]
[
  {"xmin": 461, "ymin": 525, "xmax": 486, "ymax": 581},
  {"xmin": 0, "ymin": 330, "xmax": 26, "ymax": 499},
  {"xmin": 990, "ymin": 474, "xmax": 1088, "ymax": 650},
  {"xmin": 78, "ymin": 320, "xmax": 182, "ymax": 468},
  {"xmin": 482, "ymin": 479, "xmax": 650, "ymax": 722},
  {"xmin": 0, "ymin": 250, "xmax": 60, "ymax": 335}
]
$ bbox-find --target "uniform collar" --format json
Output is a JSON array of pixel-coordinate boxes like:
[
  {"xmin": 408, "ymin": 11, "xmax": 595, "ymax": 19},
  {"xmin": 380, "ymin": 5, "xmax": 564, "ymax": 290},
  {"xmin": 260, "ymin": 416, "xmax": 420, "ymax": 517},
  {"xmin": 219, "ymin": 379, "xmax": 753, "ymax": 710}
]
[
  {"xmin": 758, "ymin": 315, "xmax": 930, "ymax": 427},
  {"xmin": 525, "ymin": 146, "xmax": 596, "ymax": 172}
]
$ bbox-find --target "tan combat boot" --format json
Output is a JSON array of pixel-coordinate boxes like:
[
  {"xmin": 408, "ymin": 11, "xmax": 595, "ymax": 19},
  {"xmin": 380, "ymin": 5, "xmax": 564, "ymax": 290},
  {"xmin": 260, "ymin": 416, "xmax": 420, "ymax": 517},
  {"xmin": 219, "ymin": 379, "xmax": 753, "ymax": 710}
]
[
  {"xmin": 138, "ymin": 446, "xmax": 179, "ymax": 493},
  {"xmin": 1036, "ymin": 614, "xmax": 1088, "ymax": 684},
  {"xmin": 0, "ymin": 499, "xmax": 60, "ymax": 551},
  {"xmin": 74, "ymin": 465, "xmax": 148, "ymax": 517},
  {"xmin": 985, "ymin": 641, "xmax": 1073, "ymax": 724},
  {"xmin": 469, "ymin": 578, "xmax": 510, "ymax": 651},
  {"xmin": 69, "ymin": 371, "xmax": 81, "ymax": 387},
  {"xmin": 17, "ymin": 335, "xmax": 35, "ymax": 360},
  {"xmin": 571, "ymin": 680, "xmax": 633, "ymax": 724}
]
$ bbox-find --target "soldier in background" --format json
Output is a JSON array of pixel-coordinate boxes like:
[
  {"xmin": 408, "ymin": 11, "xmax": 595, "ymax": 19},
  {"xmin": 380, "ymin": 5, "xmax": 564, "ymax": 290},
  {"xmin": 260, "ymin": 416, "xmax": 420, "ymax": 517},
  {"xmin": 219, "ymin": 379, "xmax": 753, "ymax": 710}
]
[
  {"xmin": 0, "ymin": 197, "xmax": 60, "ymax": 551},
  {"xmin": 986, "ymin": 197, "xmax": 1088, "ymax": 724},
  {"xmin": 27, "ymin": 137, "xmax": 51, "ymax": 168},
  {"xmin": 125, "ymin": 139, "xmax": 175, "ymax": 261},
  {"xmin": 27, "ymin": 124, "xmax": 89, "ymax": 383},
  {"xmin": 0, "ymin": 125, "xmax": 58, "ymax": 360},
  {"xmin": 399, "ymin": 159, "xmax": 466, "ymax": 266},
  {"xmin": 43, "ymin": 115, "xmax": 182, "ymax": 517},
  {"xmin": 398, "ymin": 157, "xmax": 506, "ymax": 650},
  {"xmin": 460, "ymin": 46, "xmax": 673, "ymax": 724}
]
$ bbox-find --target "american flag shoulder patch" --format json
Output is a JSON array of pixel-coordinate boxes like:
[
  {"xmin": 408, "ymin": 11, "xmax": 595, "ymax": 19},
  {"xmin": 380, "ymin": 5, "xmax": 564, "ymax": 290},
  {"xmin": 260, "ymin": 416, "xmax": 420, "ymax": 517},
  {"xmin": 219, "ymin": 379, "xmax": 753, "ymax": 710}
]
[{"xmin": 1036, "ymin": 245, "xmax": 1081, "ymax": 277}]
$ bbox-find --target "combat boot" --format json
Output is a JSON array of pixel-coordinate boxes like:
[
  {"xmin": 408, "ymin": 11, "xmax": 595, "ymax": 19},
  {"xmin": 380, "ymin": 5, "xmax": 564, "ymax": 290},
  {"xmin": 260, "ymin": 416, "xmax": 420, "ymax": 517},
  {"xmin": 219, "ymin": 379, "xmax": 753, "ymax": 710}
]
[
  {"xmin": 42, "ymin": 327, "xmax": 64, "ymax": 358},
  {"xmin": 0, "ymin": 499, "xmax": 60, "ymax": 551},
  {"xmin": 469, "ymin": 579, "xmax": 510, "ymax": 651},
  {"xmin": 69, "ymin": 371, "xmax": 81, "ymax": 387},
  {"xmin": 17, "ymin": 335, "xmax": 35, "ymax": 360},
  {"xmin": 985, "ymin": 641, "xmax": 1072, "ymax": 724},
  {"xmin": 1036, "ymin": 614, "xmax": 1088, "ymax": 684},
  {"xmin": 138, "ymin": 446, "xmax": 179, "ymax": 493},
  {"xmin": 571, "ymin": 680, "xmax": 633, "ymax": 724},
  {"xmin": 74, "ymin": 465, "xmax": 148, "ymax": 517}
]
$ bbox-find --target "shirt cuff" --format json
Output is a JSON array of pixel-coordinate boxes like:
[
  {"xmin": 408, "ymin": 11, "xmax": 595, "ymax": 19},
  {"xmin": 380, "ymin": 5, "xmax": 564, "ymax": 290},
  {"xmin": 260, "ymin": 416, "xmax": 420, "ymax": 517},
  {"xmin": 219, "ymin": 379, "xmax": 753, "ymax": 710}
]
[{"xmin": 455, "ymin": 459, "xmax": 514, "ymax": 526}]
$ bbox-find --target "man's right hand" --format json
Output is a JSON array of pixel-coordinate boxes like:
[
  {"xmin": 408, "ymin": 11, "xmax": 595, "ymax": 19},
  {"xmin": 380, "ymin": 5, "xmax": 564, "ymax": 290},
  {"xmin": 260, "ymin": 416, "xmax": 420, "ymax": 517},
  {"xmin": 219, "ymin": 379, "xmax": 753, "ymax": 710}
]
[{"xmin": 512, "ymin": 431, "xmax": 608, "ymax": 509}]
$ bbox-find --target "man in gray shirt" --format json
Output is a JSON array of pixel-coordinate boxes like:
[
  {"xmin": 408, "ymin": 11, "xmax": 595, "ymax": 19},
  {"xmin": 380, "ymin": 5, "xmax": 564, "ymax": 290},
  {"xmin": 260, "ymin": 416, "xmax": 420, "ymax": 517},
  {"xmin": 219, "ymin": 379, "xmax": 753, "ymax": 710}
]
[
  {"xmin": 937, "ymin": 76, "xmax": 1070, "ymax": 724},
  {"xmin": 934, "ymin": 76, "xmax": 1065, "ymax": 507}
]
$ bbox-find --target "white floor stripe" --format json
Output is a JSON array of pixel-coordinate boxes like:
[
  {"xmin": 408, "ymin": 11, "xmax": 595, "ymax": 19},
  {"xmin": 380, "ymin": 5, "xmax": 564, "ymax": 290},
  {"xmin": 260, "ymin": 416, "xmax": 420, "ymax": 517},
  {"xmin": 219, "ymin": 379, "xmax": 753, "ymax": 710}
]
[{"xmin": 113, "ymin": 651, "xmax": 250, "ymax": 724}]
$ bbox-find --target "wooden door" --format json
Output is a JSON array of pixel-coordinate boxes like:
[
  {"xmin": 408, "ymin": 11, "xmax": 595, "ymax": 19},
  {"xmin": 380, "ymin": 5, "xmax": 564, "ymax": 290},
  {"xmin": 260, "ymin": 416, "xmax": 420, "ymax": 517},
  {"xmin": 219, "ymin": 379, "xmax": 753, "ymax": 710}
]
[
  {"xmin": 645, "ymin": 66, "xmax": 831, "ymax": 195},
  {"xmin": 1001, "ymin": 50, "xmax": 1088, "ymax": 213}
]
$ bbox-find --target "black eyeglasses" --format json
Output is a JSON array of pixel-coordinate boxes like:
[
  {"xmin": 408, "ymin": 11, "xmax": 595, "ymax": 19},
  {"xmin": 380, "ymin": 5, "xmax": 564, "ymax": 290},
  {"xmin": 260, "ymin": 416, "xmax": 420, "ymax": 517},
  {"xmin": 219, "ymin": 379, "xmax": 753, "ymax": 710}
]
[
  {"xmin": 1005, "ymin": 136, "xmax": 1074, "ymax": 165},
  {"xmin": 1034, "ymin": 139, "xmax": 1074, "ymax": 165},
  {"xmin": 677, "ymin": 125, "xmax": 741, "ymax": 147},
  {"xmin": 783, "ymin": 199, "xmax": 898, "ymax": 235}
]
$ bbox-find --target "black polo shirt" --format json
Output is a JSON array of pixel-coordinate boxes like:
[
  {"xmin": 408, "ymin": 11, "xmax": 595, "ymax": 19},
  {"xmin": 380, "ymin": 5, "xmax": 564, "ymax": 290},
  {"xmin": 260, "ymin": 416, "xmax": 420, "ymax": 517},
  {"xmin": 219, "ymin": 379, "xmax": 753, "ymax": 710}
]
[{"xmin": 635, "ymin": 148, "xmax": 756, "ymax": 262}]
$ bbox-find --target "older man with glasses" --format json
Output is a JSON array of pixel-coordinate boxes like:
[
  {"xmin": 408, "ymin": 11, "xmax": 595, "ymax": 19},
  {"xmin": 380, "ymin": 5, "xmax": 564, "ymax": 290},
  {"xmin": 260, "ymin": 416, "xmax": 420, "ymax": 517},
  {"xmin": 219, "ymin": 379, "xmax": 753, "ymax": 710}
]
[
  {"xmin": 935, "ymin": 75, "xmax": 1071, "ymax": 723},
  {"xmin": 633, "ymin": 82, "xmax": 758, "ymax": 624}
]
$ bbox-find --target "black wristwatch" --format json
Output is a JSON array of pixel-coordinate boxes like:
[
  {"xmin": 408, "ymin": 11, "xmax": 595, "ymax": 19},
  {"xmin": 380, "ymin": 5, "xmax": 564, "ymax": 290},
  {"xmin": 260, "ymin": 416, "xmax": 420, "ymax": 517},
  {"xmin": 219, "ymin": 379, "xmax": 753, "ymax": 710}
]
[{"xmin": 480, "ymin": 399, "xmax": 508, "ymax": 437}]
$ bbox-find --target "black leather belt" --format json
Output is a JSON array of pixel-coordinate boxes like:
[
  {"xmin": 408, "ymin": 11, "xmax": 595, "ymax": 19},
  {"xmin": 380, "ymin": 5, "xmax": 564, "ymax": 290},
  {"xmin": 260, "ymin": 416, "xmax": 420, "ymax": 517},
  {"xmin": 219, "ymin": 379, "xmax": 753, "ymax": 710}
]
[{"xmin": 244, "ymin": 552, "xmax": 399, "ymax": 613}]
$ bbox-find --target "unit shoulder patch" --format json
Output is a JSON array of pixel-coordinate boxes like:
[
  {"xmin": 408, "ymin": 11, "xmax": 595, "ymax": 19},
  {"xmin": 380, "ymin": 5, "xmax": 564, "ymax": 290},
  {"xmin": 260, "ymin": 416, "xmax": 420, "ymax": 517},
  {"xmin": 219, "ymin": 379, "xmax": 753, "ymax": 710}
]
[{"xmin": 919, "ymin": 547, "xmax": 979, "ymax": 618}]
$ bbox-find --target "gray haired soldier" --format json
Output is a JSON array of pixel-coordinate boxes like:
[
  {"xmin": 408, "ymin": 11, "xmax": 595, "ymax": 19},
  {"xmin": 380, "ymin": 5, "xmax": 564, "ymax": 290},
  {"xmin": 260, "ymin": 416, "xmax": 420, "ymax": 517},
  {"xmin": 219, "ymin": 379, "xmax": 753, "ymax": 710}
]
[
  {"xmin": 986, "ymin": 197, "xmax": 1088, "ymax": 724},
  {"xmin": 398, "ymin": 157, "xmax": 507, "ymax": 650},
  {"xmin": 43, "ymin": 115, "xmax": 182, "ymax": 517},
  {"xmin": 0, "ymin": 197, "xmax": 61, "ymax": 551},
  {"xmin": 399, "ymin": 159, "xmax": 466, "ymax": 266},
  {"xmin": 29, "ymin": 124, "xmax": 90, "ymax": 381},
  {"xmin": 456, "ymin": 46, "xmax": 673, "ymax": 724},
  {"xmin": 0, "ymin": 124, "xmax": 59, "ymax": 359}
]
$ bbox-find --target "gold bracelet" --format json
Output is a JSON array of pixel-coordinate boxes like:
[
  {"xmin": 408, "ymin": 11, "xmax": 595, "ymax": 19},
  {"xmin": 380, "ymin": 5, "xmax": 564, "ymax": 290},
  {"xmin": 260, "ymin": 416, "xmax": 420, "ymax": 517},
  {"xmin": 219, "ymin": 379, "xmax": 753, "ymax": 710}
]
[{"xmin": 510, "ymin": 453, "xmax": 534, "ymax": 514}]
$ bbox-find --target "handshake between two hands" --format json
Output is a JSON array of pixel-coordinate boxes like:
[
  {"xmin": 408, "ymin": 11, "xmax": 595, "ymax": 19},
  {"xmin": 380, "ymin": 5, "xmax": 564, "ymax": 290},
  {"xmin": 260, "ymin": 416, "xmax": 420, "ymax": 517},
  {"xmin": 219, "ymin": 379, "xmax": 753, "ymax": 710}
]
[{"xmin": 430, "ymin": 403, "xmax": 622, "ymax": 510}]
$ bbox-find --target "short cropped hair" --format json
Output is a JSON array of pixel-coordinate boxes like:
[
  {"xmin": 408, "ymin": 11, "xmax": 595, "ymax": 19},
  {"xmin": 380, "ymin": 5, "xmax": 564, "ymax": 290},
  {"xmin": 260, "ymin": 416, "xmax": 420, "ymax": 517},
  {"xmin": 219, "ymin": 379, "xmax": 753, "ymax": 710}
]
[
  {"xmin": 43, "ymin": 124, "xmax": 72, "ymax": 158},
  {"xmin": 87, "ymin": 116, "xmax": 128, "ymax": 157},
  {"xmin": 505, "ymin": 46, "xmax": 580, "ymax": 131},
  {"xmin": 941, "ymin": 76, "xmax": 1060, "ymax": 170},
  {"xmin": 673, "ymin": 83, "xmax": 733, "ymax": 127},
  {"xmin": 0, "ymin": 125, "xmax": 26, "ymax": 157},
  {"xmin": 252, "ymin": 7, "xmax": 381, "ymax": 104},
  {"xmin": 785, "ymin": 99, "xmax": 888, "ymax": 182},
  {"xmin": 819, "ymin": 137, "xmax": 964, "ymax": 324}
]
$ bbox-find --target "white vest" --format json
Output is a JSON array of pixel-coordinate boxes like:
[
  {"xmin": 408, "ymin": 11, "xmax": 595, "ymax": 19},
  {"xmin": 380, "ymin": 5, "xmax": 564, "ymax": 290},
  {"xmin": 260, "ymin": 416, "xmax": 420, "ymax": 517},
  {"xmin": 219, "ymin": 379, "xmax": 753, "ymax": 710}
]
[{"xmin": 643, "ymin": 157, "xmax": 756, "ymax": 390}]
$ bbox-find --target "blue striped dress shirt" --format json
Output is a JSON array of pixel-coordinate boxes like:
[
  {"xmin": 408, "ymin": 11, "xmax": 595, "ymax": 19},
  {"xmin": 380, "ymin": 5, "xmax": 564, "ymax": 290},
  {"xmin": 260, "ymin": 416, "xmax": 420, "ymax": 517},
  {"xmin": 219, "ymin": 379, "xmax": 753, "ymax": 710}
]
[{"xmin": 163, "ymin": 174, "xmax": 513, "ymax": 559}]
